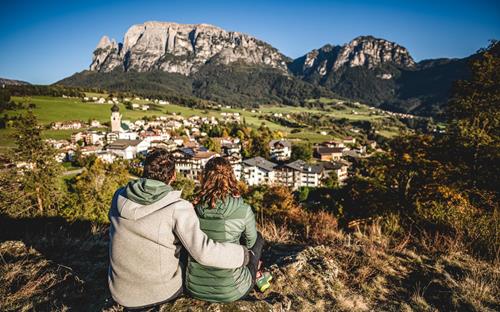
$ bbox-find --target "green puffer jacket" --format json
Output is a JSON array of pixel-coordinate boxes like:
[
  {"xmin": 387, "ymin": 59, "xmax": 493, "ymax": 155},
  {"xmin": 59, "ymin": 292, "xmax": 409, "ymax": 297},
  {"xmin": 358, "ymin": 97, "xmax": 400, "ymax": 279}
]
[{"xmin": 186, "ymin": 196, "xmax": 257, "ymax": 302}]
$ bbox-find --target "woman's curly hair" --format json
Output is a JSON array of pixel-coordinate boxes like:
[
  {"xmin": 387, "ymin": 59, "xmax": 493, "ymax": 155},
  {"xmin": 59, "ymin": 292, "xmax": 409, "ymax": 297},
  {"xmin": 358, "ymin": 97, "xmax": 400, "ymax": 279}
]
[{"xmin": 193, "ymin": 157, "xmax": 240, "ymax": 209}]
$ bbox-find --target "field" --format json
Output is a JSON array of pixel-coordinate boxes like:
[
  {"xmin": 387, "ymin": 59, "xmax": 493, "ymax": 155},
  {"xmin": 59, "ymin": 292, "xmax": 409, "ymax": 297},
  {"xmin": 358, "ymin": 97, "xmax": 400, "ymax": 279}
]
[{"xmin": 0, "ymin": 95, "xmax": 400, "ymax": 150}]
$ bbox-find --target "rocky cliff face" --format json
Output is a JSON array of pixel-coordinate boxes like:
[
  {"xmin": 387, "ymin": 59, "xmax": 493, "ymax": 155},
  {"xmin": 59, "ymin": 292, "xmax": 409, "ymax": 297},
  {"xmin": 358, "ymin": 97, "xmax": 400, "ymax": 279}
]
[
  {"xmin": 290, "ymin": 36, "xmax": 415, "ymax": 78},
  {"xmin": 72, "ymin": 25, "xmax": 471, "ymax": 117},
  {"xmin": 90, "ymin": 21, "xmax": 288, "ymax": 75}
]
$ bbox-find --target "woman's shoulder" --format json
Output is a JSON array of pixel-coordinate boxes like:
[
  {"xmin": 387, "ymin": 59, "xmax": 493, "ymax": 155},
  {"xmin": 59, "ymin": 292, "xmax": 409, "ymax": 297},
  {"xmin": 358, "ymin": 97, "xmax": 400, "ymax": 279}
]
[
  {"xmin": 228, "ymin": 195, "xmax": 248, "ymax": 207},
  {"xmin": 222, "ymin": 195, "xmax": 249, "ymax": 216}
]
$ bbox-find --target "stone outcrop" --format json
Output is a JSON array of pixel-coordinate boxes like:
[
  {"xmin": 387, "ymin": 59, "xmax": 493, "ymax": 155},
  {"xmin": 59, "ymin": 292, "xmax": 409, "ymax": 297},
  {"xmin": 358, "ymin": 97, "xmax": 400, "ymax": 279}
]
[
  {"xmin": 290, "ymin": 36, "xmax": 415, "ymax": 78},
  {"xmin": 90, "ymin": 21, "xmax": 288, "ymax": 75}
]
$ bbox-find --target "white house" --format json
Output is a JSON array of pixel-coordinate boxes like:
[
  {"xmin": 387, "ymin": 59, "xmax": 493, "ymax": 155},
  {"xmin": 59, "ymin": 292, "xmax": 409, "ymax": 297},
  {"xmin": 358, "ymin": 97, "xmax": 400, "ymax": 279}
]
[
  {"xmin": 343, "ymin": 136, "xmax": 356, "ymax": 145},
  {"xmin": 269, "ymin": 140, "xmax": 292, "ymax": 161},
  {"xmin": 172, "ymin": 147, "xmax": 219, "ymax": 180},
  {"xmin": 275, "ymin": 160, "xmax": 324, "ymax": 189},
  {"xmin": 51, "ymin": 120, "xmax": 84, "ymax": 130},
  {"xmin": 322, "ymin": 160, "xmax": 350, "ymax": 185},
  {"xmin": 96, "ymin": 151, "xmax": 117, "ymax": 163},
  {"xmin": 242, "ymin": 157, "xmax": 277, "ymax": 186},
  {"xmin": 90, "ymin": 120, "xmax": 101, "ymax": 128},
  {"xmin": 315, "ymin": 147, "xmax": 344, "ymax": 161},
  {"xmin": 225, "ymin": 153, "xmax": 242, "ymax": 180},
  {"xmin": 106, "ymin": 139, "xmax": 149, "ymax": 160},
  {"xmin": 118, "ymin": 131, "xmax": 139, "ymax": 140}
]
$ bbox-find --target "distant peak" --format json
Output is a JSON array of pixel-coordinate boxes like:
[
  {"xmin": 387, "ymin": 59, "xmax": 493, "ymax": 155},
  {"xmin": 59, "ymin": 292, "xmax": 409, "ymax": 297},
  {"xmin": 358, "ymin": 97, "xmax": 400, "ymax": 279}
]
[
  {"xmin": 90, "ymin": 21, "xmax": 288, "ymax": 75},
  {"xmin": 96, "ymin": 35, "xmax": 110, "ymax": 48},
  {"xmin": 138, "ymin": 21, "xmax": 223, "ymax": 31},
  {"xmin": 96, "ymin": 35, "xmax": 117, "ymax": 50},
  {"xmin": 351, "ymin": 35, "xmax": 377, "ymax": 41}
]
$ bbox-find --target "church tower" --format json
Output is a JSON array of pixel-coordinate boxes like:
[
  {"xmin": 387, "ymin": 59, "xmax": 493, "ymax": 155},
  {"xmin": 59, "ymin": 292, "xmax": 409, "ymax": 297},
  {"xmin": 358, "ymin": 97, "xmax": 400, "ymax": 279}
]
[{"xmin": 110, "ymin": 104, "xmax": 122, "ymax": 132}]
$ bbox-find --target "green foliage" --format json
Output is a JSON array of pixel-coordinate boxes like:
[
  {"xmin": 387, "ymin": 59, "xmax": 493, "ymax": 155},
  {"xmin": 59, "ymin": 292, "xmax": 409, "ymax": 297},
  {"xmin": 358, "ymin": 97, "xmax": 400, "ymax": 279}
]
[
  {"xmin": 291, "ymin": 142, "xmax": 313, "ymax": 161},
  {"xmin": 58, "ymin": 64, "xmax": 336, "ymax": 108},
  {"xmin": 6, "ymin": 84, "xmax": 86, "ymax": 98},
  {"xmin": 0, "ymin": 111, "xmax": 64, "ymax": 217},
  {"xmin": 202, "ymin": 137, "xmax": 221, "ymax": 153},
  {"xmin": 244, "ymin": 124, "xmax": 277, "ymax": 158},
  {"xmin": 0, "ymin": 88, "xmax": 11, "ymax": 104},
  {"xmin": 322, "ymin": 171, "xmax": 339, "ymax": 189},
  {"xmin": 171, "ymin": 174, "xmax": 196, "ymax": 201},
  {"xmin": 65, "ymin": 159, "xmax": 129, "ymax": 223},
  {"xmin": 296, "ymin": 187, "xmax": 310, "ymax": 202}
]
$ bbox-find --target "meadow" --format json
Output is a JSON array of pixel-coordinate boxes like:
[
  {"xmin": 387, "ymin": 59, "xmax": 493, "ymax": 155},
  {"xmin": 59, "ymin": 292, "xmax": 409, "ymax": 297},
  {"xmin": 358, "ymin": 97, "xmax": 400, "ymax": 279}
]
[{"xmin": 0, "ymin": 95, "xmax": 399, "ymax": 150}]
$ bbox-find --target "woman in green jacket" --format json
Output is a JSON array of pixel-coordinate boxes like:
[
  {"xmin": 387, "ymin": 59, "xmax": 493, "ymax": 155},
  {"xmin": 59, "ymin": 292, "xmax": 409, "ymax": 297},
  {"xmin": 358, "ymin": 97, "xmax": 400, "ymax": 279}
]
[{"xmin": 186, "ymin": 157, "xmax": 272, "ymax": 302}]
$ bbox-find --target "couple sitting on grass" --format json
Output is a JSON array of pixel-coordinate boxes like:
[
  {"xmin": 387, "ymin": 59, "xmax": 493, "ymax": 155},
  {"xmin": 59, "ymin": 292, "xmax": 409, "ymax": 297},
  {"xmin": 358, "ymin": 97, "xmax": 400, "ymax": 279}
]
[{"xmin": 108, "ymin": 149, "xmax": 272, "ymax": 310}]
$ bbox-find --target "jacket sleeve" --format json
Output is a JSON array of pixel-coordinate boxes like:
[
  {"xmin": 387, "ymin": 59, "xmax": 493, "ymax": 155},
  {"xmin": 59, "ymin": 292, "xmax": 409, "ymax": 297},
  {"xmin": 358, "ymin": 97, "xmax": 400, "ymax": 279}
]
[
  {"xmin": 243, "ymin": 204, "xmax": 258, "ymax": 249},
  {"xmin": 173, "ymin": 201, "xmax": 246, "ymax": 269}
]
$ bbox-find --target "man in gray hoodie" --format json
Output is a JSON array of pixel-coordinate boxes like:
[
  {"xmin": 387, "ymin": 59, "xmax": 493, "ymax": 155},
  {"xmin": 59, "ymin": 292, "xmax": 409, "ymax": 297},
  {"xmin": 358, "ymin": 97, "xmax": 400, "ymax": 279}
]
[{"xmin": 108, "ymin": 149, "xmax": 249, "ymax": 309}]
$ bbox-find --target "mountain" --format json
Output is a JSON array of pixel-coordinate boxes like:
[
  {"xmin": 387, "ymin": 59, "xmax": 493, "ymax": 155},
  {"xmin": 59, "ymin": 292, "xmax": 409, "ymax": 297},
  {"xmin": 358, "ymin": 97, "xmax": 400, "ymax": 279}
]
[
  {"xmin": 90, "ymin": 21, "xmax": 289, "ymax": 75},
  {"xmin": 289, "ymin": 36, "xmax": 415, "ymax": 77},
  {"xmin": 60, "ymin": 21, "xmax": 334, "ymax": 106},
  {"xmin": 0, "ymin": 77, "xmax": 31, "ymax": 86},
  {"xmin": 290, "ymin": 36, "xmax": 472, "ymax": 117},
  {"xmin": 58, "ymin": 22, "xmax": 476, "ymax": 117}
]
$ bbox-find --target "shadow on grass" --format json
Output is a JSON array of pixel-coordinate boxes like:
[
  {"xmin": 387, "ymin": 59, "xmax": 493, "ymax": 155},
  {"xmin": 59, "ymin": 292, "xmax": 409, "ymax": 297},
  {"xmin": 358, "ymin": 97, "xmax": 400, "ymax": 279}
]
[
  {"xmin": 0, "ymin": 214, "xmax": 113, "ymax": 311},
  {"xmin": 0, "ymin": 214, "xmax": 307, "ymax": 311}
]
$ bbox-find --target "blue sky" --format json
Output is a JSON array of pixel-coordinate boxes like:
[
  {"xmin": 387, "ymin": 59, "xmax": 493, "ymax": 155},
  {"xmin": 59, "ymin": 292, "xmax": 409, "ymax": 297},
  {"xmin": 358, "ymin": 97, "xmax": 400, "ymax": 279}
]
[{"xmin": 1, "ymin": 0, "xmax": 498, "ymax": 84}]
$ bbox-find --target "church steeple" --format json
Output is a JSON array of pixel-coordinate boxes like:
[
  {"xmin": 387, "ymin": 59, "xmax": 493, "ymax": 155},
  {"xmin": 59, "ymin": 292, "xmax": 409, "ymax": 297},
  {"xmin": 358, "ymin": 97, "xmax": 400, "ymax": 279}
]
[
  {"xmin": 111, "ymin": 103, "xmax": 120, "ymax": 112},
  {"xmin": 110, "ymin": 104, "xmax": 122, "ymax": 132}
]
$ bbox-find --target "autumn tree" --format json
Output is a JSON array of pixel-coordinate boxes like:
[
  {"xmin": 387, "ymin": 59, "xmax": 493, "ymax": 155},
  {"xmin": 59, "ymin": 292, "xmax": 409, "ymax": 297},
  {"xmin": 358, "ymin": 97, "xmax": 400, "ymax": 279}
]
[
  {"xmin": 443, "ymin": 40, "xmax": 499, "ymax": 199},
  {"xmin": 340, "ymin": 42, "xmax": 500, "ymax": 257}
]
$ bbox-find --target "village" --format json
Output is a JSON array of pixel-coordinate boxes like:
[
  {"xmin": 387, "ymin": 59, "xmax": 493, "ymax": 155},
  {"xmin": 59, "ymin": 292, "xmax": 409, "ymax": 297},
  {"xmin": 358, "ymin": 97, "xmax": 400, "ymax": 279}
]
[{"xmin": 45, "ymin": 102, "xmax": 380, "ymax": 189}]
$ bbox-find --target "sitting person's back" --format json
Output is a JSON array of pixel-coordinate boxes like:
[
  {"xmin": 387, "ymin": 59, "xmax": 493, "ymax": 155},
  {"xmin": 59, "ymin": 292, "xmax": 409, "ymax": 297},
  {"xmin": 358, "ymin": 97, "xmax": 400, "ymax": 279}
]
[
  {"xmin": 108, "ymin": 150, "xmax": 248, "ymax": 309},
  {"xmin": 186, "ymin": 157, "xmax": 269, "ymax": 302},
  {"xmin": 187, "ymin": 195, "xmax": 256, "ymax": 302}
]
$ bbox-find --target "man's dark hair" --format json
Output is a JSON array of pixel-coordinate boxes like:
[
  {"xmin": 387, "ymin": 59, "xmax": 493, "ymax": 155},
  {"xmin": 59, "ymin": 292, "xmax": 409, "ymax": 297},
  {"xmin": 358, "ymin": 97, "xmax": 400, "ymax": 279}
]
[{"xmin": 143, "ymin": 149, "xmax": 176, "ymax": 184}]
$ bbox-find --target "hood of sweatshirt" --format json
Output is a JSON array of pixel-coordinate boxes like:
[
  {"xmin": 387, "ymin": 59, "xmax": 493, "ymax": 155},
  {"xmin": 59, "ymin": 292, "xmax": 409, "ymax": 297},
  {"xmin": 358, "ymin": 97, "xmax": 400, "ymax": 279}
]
[
  {"xmin": 195, "ymin": 196, "xmax": 243, "ymax": 219},
  {"xmin": 117, "ymin": 178, "xmax": 182, "ymax": 221}
]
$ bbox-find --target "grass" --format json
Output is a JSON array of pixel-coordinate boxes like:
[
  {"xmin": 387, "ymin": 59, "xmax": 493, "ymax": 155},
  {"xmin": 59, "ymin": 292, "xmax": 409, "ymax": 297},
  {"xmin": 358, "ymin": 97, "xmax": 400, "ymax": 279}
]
[
  {"xmin": 377, "ymin": 128, "xmax": 400, "ymax": 138},
  {"xmin": 0, "ymin": 95, "xmax": 401, "ymax": 147},
  {"xmin": 1, "ymin": 217, "xmax": 498, "ymax": 311},
  {"xmin": 287, "ymin": 130, "xmax": 336, "ymax": 143},
  {"xmin": 0, "ymin": 128, "xmax": 79, "ymax": 152}
]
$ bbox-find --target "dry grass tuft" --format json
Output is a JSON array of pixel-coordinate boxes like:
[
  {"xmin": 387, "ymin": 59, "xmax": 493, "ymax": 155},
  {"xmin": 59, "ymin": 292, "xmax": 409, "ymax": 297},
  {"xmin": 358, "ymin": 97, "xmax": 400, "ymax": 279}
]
[
  {"xmin": 0, "ymin": 241, "xmax": 84, "ymax": 312},
  {"xmin": 258, "ymin": 219, "xmax": 294, "ymax": 244}
]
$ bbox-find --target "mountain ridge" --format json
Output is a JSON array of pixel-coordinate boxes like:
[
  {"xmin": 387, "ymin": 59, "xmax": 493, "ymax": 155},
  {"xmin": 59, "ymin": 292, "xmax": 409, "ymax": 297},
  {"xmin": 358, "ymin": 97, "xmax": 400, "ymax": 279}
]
[
  {"xmin": 90, "ymin": 21, "xmax": 289, "ymax": 75},
  {"xmin": 58, "ymin": 21, "xmax": 477, "ymax": 117},
  {"xmin": 0, "ymin": 77, "xmax": 31, "ymax": 86}
]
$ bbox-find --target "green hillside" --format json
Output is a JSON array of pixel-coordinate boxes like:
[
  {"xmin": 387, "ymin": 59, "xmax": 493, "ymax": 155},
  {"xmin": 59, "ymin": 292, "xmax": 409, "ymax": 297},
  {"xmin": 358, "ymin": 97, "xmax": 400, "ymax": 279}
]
[
  {"xmin": 0, "ymin": 95, "xmax": 403, "ymax": 150},
  {"xmin": 56, "ymin": 64, "xmax": 337, "ymax": 107}
]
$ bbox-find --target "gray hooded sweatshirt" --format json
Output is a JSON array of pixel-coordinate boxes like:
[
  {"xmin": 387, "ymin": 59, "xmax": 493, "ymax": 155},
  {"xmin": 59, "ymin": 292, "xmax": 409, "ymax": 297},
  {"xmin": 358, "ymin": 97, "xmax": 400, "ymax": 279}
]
[{"xmin": 108, "ymin": 179, "xmax": 246, "ymax": 308}]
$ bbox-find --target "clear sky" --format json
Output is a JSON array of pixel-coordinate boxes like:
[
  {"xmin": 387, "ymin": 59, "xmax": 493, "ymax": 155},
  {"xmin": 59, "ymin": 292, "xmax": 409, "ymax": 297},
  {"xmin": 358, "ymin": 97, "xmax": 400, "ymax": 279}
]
[{"xmin": 1, "ymin": 0, "xmax": 498, "ymax": 84}]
